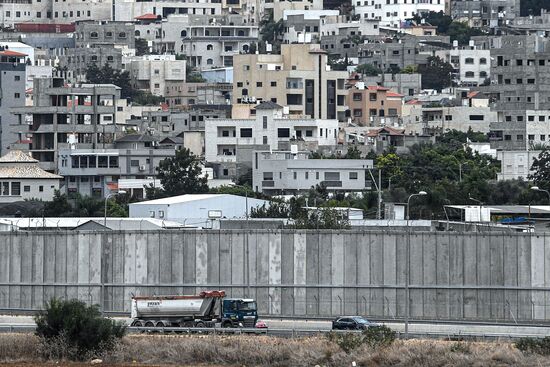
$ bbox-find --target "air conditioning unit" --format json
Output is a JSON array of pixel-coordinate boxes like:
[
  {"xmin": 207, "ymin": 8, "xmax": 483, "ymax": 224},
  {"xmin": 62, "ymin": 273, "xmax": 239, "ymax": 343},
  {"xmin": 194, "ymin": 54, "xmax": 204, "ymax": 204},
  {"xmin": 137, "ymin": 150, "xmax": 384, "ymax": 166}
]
[{"xmin": 139, "ymin": 165, "xmax": 146, "ymax": 171}]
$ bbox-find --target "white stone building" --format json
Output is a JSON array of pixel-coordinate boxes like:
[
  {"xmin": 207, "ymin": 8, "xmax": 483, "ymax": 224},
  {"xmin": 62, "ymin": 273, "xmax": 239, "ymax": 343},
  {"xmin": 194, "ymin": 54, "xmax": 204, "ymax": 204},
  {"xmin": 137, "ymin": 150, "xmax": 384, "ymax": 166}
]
[
  {"xmin": 124, "ymin": 55, "xmax": 186, "ymax": 97},
  {"xmin": 435, "ymin": 47, "xmax": 491, "ymax": 87},
  {"xmin": 354, "ymin": 0, "xmax": 445, "ymax": 28},
  {"xmin": 205, "ymin": 101, "xmax": 339, "ymax": 164},
  {"xmin": 0, "ymin": 150, "xmax": 61, "ymax": 202}
]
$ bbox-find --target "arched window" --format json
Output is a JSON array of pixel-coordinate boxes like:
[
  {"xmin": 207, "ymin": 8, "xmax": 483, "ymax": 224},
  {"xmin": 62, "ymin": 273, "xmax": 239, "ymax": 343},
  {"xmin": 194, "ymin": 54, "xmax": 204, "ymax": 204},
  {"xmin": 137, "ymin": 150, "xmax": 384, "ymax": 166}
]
[
  {"xmin": 90, "ymin": 31, "xmax": 98, "ymax": 38},
  {"xmin": 479, "ymin": 71, "xmax": 487, "ymax": 78},
  {"xmin": 107, "ymin": 56, "xmax": 114, "ymax": 62},
  {"xmin": 237, "ymin": 30, "xmax": 245, "ymax": 36},
  {"xmin": 242, "ymin": 44, "xmax": 249, "ymax": 52},
  {"xmin": 206, "ymin": 44, "xmax": 213, "ymax": 50},
  {"xmin": 181, "ymin": 30, "xmax": 187, "ymax": 37},
  {"xmin": 135, "ymin": 30, "xmax": 141, "ymax": 37},
  {"xmin": 465, "ymin": 57, "xmax": 474, "ymax": 64},
  {"xmin": 119, "ymin": 32, "xmax": 127, "ymax": 38},
  {"xmin": 465, "ymin": 71, "xmax": 475, "ymax": 77},
  {"xmin": 479, "ymin": 58, "xmax": 487, "ymax": 65},
  {"xmin": 207, "ymin": 58, "xmax": 213, "ymax": 65}
]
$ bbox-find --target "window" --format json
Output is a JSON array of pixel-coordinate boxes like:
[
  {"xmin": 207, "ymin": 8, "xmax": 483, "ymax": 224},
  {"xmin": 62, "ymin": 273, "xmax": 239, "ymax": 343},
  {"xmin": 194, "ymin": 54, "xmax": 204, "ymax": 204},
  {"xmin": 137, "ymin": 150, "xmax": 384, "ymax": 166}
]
[
  {"xmin": 517, "ymin": 134, "xmax": 524, "ymax": 141},
  {"xmin": 105, "ymin": 31, "xmax": 113, "ymax": 38},
  {"xmin": 131, "ymin": 160, "xmax": 139, "ymax": 167},
  {"xmin": 324, "ymin": 172, "xmax": 340, "ymax": 180},
  {"xmin": 353, "ymin": 109, "xmax": 362, "ymax": 117},
  {"xmin": 293, "ymin": 172, "xmax": 297, "ymax": 180},
  {"xmin": 14, "ymin": 93, "xmax": 20, "ymax": 98},
  {"xmin": 270, "ymin": 81, "xmax": 277, "ymax": 87},
  {"xmin": 90, "ymin": 31, "xmax": 98, "ymax": 38},
  {"xmin": 263, "ymin": 116, "xmax": 267, "ymax": 128},
  {"xmin": 369, "ymin": 93, "xmax": 377, "ymax": 101},
  {"xmin": 14, "ymin": 75, "xmax": 20, "ymax": 81},
  {"xmin": 445, "ymin": 115, "xmax": 452, "ymax": 121},
  {"xmin": 181, "ymin": 30, "xmax": 187, "ymax": 37},
  {"xmin": 469, "ymin": 115, "xmax": 484, "ymax": 121},
  {"xmin": 349, "ymin": 172, "xmax": 358, "ymax": 180},
  {"xmin": 11, "ymin": 182, "xmax": 20, "ymax": 196},
  {"xmin": 277, "ymin": 128, "xmax": 290, "ymax": 138},
  {"xmin": 39, "ymin": 186, "xmax": 43, "ymax": 192},
  {"xmin": 529, "ymin": 135, "xmax": 535, "ymax": 141},
  {"xmin": 240, "ymin": 128, "xmax": 252, "ymax": 137},
  {"xmin": 479, "ymin": 58, "xmax": 487, "ymax": 65},
  {"xmin": 305, "ymin": 172, "xmax": 309, "ymax": 180},
  {"xmin": 237, "ymin": 82, "xmax": 243, "ymax": 88},
  {"xmin": 540, "ymin": 116, "xmax": 545, "ymax": 122},
  {"xmin": 256, "ymin": 82, "xmax": 262, "ymax": 87},
  {"xmin": 263, "ymin": 136, "xmax": 268, "ymax": 144},
  {"xmin": 109, "ymin": 156, "xmax": 118, "ymax": 168},
  {"xmin": 516, "ymin": 59, "xmax": 523, "ymax": 66},
  {"xmin": 465, "ymin": 71, "xmax": 475, "ymax": 78},
  {"xmin": 23, "ymin": 185, "xmax": 30, "ymax": 192},
  {"xmin": 118, "ymin": 32, "xmax": 127, "ymax": 38},
  {"xmin": 206, "ymin": 44, "xmax": 213, "ymax": 50},
  {"xmin": 305, "ymin": 130, "xmax": 313, "ymax": 137},
  {"xmin": 207, "ymin": 58, "xmax": 213, "ymax": 65},
  {"xmin": 504, "ymin": 135, "xmax": 511, "ymax": 141},
  {"xmin": 353, "ymin": 93, "xmax": 362, "ymax": 101},
  {"xmin": 528, "ymin": 79, "xmax": 535, "ymax": 84},
  {"xmin": 263, "ymin": 172, "xmax": 273, "ymax": 180},
  {"xmin": 542, "ymin": 135, "xmax": 546, "ymax": 141},
  {"xmin": 479, "ymin": 71, "xmax": 487, "ymax": 78},
  {"xmin": 517, "ymin": 78, "xmax": 523, "ymax": 84},
  {"xmin": 465, "ymin": 57, "xmax": 474, "ymax": 64}
]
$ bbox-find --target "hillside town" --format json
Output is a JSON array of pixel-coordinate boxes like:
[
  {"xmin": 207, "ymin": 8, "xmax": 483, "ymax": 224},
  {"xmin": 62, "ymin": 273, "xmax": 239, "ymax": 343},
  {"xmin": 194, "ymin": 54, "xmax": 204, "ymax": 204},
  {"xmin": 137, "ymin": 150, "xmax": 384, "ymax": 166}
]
[{"xmin": 0, "ymin": 0, "xmax": 546, "ymax": 228}]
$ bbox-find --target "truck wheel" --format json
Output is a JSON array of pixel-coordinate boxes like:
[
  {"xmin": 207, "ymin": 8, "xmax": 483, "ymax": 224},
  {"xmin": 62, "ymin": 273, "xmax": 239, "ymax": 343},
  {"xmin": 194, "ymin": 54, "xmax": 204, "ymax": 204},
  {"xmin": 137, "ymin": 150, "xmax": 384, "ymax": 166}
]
[
  {"xmin": 145, "ymin": 321, "xmax": 155, "ymax": 333},
  {"xmin": 222, "ymin": 321, "xmax": 233, "ymax": 328},
  {"xmin": 195, "ymin": 321, "xmax": 205, "ymax": 328}
]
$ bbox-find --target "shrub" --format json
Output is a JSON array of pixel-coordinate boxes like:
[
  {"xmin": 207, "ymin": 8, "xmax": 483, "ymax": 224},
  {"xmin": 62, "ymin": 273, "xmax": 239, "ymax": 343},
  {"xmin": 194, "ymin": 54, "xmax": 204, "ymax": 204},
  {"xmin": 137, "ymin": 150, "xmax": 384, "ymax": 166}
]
[
  {"xmin": 327, "ymin": 325, "xmax": 396, "ymax": 353},
  {"xmin": 34, "ymin": 298, "xmax": 126, "ymax": 360},
  {"xmin": 516, "ymin": 337, "xmax": 550, "ymax": 355},
  {"xmin": 362, "ymin": 325, "xmax": 396, "ymax": 348}
]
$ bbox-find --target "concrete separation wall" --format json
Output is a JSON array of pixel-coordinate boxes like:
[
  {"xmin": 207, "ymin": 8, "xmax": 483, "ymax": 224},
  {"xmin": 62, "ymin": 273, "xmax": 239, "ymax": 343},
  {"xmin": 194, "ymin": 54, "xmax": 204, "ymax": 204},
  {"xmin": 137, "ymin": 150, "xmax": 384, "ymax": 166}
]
[{"xmin": 0, "ymin": 230, "xmax": 548, "ymax": 322}]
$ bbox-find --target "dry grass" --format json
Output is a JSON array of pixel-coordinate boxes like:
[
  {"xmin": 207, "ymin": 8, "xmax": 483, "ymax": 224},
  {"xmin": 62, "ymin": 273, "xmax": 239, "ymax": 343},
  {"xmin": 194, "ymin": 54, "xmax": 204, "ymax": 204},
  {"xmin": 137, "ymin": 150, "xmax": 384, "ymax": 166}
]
[{"xmin": 1, "ymin": 333, "xmax": 550, "ymax": 366}]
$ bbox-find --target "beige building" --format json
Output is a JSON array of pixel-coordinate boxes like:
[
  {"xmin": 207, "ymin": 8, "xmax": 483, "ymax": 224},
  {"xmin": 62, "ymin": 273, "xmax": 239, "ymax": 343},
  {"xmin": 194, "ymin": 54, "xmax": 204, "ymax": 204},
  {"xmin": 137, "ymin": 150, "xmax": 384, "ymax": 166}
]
[
  {"xmin": 347, "ymin": 83, "xmax": 403, "ymax": 126},
  {"xmin": 232, "ymin": 44, "xmax": 349, "ymax": 121}
]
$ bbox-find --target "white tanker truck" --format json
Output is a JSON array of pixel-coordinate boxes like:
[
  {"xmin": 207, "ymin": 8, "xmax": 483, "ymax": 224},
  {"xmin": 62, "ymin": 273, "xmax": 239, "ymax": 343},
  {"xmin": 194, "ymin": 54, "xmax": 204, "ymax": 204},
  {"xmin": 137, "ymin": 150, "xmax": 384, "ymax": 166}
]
[{"xmin": 130, "ymin": 290, "xmax": 259, "ymax": 328}]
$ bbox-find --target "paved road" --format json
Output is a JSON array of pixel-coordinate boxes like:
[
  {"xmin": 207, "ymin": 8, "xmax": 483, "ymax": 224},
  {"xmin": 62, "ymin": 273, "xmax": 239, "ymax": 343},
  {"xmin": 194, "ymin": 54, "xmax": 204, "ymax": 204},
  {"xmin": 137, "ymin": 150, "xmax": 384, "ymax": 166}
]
[{"xmin": 1, "ymin": 315, "xmax": 548, "ymax": 338}]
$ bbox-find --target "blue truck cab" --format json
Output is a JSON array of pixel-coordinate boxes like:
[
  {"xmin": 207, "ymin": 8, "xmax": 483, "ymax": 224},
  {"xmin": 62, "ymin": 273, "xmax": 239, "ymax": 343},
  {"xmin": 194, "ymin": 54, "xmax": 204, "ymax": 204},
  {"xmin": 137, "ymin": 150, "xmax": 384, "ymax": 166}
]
[{"xmin": 222, "ymin": 298, "xmax": 258, "ymax": 327}]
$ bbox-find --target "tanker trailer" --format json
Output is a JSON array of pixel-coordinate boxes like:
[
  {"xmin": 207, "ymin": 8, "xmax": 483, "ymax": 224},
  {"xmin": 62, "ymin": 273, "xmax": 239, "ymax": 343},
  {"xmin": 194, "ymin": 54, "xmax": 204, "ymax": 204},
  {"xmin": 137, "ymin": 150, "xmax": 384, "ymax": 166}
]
[{"xmin": 130, "ymin": 290, "xmax": 258, "ymax": 328}]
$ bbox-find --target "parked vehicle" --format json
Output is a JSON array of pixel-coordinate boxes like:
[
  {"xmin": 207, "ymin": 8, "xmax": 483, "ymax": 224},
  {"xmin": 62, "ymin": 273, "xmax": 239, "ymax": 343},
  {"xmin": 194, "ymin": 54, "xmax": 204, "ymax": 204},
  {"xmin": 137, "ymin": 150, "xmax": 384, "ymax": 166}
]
[
  {"xmin": 331, "ymin": 316, "xmax": 379, "ymax": 330},
  {"xmin": 131, "ymin": 290, "xmax": 258, "ymax": 329}
]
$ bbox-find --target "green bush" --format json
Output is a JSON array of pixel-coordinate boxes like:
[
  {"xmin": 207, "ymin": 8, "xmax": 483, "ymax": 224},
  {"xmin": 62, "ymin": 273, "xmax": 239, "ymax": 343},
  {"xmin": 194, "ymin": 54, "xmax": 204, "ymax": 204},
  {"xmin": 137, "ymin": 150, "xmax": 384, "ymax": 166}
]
[
  {"xmin": 516, "ymin": 337, "xmax": 550, "ymax": 355},
  {"xmin": 34, "ymin": 298, "xmax": 126, "ymax": 360},
  {"xmin": 362, "ymin": 325, "xmax": 396, "ymax": 348},
  {"xmin": 327, "ymin": 325, "xmax": 396, "ymax": 353}
]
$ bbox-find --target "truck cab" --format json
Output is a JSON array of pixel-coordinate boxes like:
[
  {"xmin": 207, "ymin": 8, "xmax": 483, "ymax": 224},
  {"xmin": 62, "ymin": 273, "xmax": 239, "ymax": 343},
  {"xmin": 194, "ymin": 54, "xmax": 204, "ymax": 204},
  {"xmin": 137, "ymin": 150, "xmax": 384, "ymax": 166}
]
[{"xmin": 222, "ymin": 298, "xmax": 258, "ymax": 328}]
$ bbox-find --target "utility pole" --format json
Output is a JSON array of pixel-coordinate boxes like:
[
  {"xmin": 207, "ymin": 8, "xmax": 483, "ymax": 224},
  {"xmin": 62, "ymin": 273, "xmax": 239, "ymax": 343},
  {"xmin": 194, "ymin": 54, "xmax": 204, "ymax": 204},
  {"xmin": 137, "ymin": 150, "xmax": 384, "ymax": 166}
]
[{"xmin": 377, "ymin": 169, "xmax": 382, "ymax": 219}]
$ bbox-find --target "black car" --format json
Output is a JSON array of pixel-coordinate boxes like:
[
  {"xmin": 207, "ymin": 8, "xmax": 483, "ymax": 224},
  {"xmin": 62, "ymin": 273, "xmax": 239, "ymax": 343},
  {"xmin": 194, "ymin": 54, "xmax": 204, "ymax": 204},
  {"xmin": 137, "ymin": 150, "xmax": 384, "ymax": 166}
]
[{"xmin": 331, "ymin": 316, "xmax": 379, "ymax": 330}]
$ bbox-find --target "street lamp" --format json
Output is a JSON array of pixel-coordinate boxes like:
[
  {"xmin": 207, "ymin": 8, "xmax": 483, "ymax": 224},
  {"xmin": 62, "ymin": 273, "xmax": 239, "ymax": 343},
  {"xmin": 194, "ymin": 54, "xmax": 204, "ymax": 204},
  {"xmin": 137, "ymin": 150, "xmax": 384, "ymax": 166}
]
[
  {"xmin": 531, "ymin": 186, "xmax": 550, "ymax": 201},
  {"xmin": 405, "ymin": 191, "xmax": 427, "ymax": 339},
  {"xmin": 104, "ymin": 190, "xmax": 126, "ymax": 227},
  {"xmin": 449, "ymin": 156, "xmax": 464, "ymax": 183}
]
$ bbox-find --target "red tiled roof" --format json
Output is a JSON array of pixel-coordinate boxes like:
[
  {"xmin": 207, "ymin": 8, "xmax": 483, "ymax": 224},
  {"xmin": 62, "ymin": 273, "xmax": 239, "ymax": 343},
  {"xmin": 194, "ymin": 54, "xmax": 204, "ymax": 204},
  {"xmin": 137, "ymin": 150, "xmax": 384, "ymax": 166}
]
[
  {"xmin": 467, "ymin": 91, "xmax": 480, "ymax": 98},
  {"xmin": 387, "ymin": 91, "xmax": 404, "ymax": 97},
  {"xmin": 0, "ymin": 50, "xmax": 27, "ymax": 57},
  {"xmin": 135, "ymin": 13, "xmax": 158, "ymax": 20},
  {"xmin": 367, "ymin": 127, "xmax": 405, "ymax": 137},
  {"xmin": 406, "ymin": 99, "xmax": 422, "ymax": 105}
]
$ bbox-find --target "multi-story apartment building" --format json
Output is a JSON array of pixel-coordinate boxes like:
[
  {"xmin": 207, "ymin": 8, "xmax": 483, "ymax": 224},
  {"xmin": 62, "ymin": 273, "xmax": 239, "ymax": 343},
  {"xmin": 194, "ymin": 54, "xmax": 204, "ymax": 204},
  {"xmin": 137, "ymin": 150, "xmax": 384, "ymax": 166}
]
[
  {"xmin": 435, "ymin": 46, "xmax": 491, "ymax": 87},
  {"xmin": 0, "ymin": 49, "xmax": 26, "ymax": 154},
  {"xmin": 496, "ymin": 149, "xmax": 540, "ymax": 181},
  {"xmin": 0, "ymin": 0, "xmax": 111, "ymax": 27},
  {"xmin": 114, "ymin": 0, "xmax": 222, "ymax": 21},
  {"xmin": 358, "ymin": 36, "xmax": 449, "ymax": 71},
  {"xmin": 507, "ymin": 9, "xmax": 550, "ymax": 33},
  {"xmin": 125, "ymin": 55, "xmax": 186, "ymax": 97},
  {"xmin": 232, "ymin": 43, "xmax": 349, "ymax": 121},
  {"xmin": 11, "ymin": 78, "xmax": 122, "ymax": 171},
  {"xmin": 354, "ymin": 0, "xmax": 444, "ymax": 27},
  {"xmin": 359, "ymin": 72, "xmax": 422, "ymax": 96},
  {"xmin": 59, "ymin": 21, "xmax": 136, "ymax": 81},
  {"xmin": 319, "ymin": 15, "xmax": 380, "ymax": 58},
  {"xmin": 282, "ymin": 10, "xmax": 339, "ymax": 44},
  {"xmin": 57, "ymin": 134, "xmax": 175, "ymax": 198},
  {"xmin": 252, "ymin": 150, "xmax": 373, "ymax": 195},
  {"xmin": 155, "ymin": 14, "xmax": 258, "ymax": 69},
  {"xmin": 451, "ymin": 0, "xmax": 519, "ymax": 28},
  {"xmin": 205, "ymin": 101, "xmax": 339, "ymax": 179},
  {"xmin": 263, "ymin": 0, "xmax": 323, "ymax": 21},
  {"xmin": 347, "ymin": 83, "xmax": 403, "ymax": 126},
  {"xmin": 482, "ymin": 35, "xmax": 550, "ymax": 150}
]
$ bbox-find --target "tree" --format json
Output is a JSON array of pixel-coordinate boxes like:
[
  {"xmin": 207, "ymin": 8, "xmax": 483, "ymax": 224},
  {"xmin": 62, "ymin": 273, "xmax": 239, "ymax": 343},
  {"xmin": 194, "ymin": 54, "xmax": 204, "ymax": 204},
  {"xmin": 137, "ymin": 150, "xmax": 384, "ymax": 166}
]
[
  {"xmin": 418, "ymin": 56, "xmax": 454, "ymax": 91},
  {"xmin": 447, "ymin": 21, "xmax": 484, "ymax": 45},
  {"xmin": 35, "ymin": 298, "xmax": 125, "ymax": 360},
  {"xmin": 259, "ymin": 14, "xmax": 284, "ymax": 53},
  {"xmin": 529, "ymin": 149, "xmax": 550, "ymax": 190},
  {"xmin": 132, "ymin": 91, "xmax": 164, "ymax": 106},
  {"xmin": 146, "ymin": 148, "xmax": 208, "ymax": 198},
  {"xmin": 345, "ymin": 145, "xmax": 362, "ymax": 159},
  {"xmin": 401, "ymin": 65, "xmax": 418, "ymax": 74},
  {"xmin": 411, "ymin": 11, "xmax": 452, "ymax": 34},
  {"xmin": 520, "ymin": 0, "xmax": 549, "ymax": 16},
  {"xmin": 85, "ymin": 63, "xmax": 134, "ymax": 99},
  {"xmin": 186, "ymin": 64, "xmax": 205, "ymax": 82},
  {"xmin": 43, "ymin": 190, "xmax": 72, "ymax": 217},
  {"xmin": 355, "ymin": 63, "xmax": 382, "ymax": 76},
  {"xmin": 135, "ymin": 38, "xmax": 150, "ymax": 56}
]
